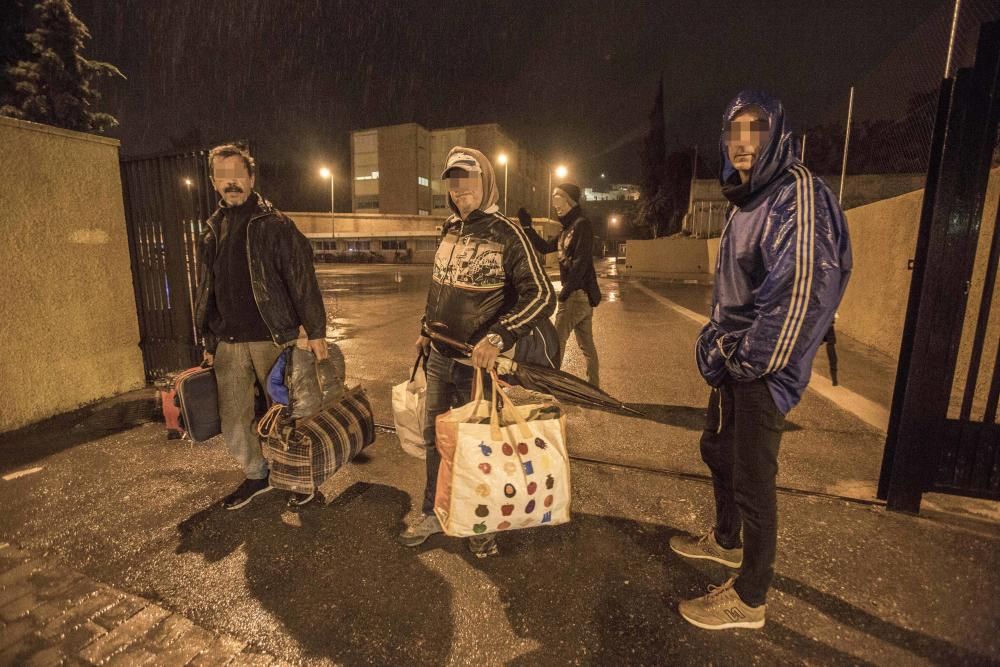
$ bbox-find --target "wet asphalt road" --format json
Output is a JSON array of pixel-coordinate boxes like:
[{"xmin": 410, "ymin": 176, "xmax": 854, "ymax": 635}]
[{"xmin": 1, "ymin": 263, "xmax": 998, "ymax": 665}]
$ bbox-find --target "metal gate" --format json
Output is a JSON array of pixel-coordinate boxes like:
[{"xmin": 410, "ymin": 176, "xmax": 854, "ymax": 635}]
[
  {"xmin": 879, "ymin": 20, "xmax": 1000, "ymax": 512},
  {"xmin": 120, "ymin": 149, "xmax": 218, "ymax": 381}
]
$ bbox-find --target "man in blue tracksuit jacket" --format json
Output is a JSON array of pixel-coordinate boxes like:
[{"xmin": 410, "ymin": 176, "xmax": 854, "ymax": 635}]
[{"xmin": 671, "ymin": 91, "xmax": 852, "ymax": 630}]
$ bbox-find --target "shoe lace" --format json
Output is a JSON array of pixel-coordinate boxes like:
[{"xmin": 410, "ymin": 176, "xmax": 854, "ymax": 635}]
[{"xmin": 705, "ymin": 576, "xmax": 738, "ymax": 601}]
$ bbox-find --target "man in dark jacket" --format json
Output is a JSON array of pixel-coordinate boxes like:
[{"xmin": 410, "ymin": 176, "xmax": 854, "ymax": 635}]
[
  {"xmin": 399, "ymin": 146, "xmax": 558, "ymax": 558},
  {"xmin": 521, "ymin": 184, "xmax": 602, "ymax": 386},
  {"xmin": 195, "ymin": 144, "xmax": 328, "ymax": 511},
  {"xmin": 670, "ymin": 92, "xmax": 851, "ymax": 629}
]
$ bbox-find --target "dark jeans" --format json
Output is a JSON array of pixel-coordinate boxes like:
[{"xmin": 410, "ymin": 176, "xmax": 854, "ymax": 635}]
[
  {"xmin": 699, "ymin": 378, "xmax": 785, "ymax": 607},
  {"xmin": 421, "ymin": 347, "xmax": 492, "ymax": 513}
]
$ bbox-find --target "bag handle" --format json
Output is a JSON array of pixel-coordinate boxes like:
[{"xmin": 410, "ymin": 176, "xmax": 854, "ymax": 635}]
[
  {"xmin": 410, "ymin": 349, "xmax": 427, "ymax": 382},
  {"xmin": 472, "ymin": 366, "xmax": 487, "ymax": 404},
  {"xmin": 488, "ymin": 369, "xmax": 532, "ymax": 440},
  {"xmin": 256, "ymin": 404, "xmax": 285, "ymax": 438}
]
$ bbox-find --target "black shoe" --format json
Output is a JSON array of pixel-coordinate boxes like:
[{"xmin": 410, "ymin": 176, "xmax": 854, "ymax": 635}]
[
  {"xmin": 287, "ymin": 491, "xmax": 316, "ymax": 508},
  {"xmin": 222, "ymin": 477, "xmax": 272, "ymax": 510}
]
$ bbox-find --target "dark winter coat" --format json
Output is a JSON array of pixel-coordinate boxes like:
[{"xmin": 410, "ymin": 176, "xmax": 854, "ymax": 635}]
[
  {"xmin": 524, "ymin": 207, "xmax": 602, "ymax": 307},
  {"xmin": 696, "ymin": 90, "xmax": 852, "ymax": 414},
  {"xmin": 194, "ymin": 193, "xmax": 326, "ymax": 354}
]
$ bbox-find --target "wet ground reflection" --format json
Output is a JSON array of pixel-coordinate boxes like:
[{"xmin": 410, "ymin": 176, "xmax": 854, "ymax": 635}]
[{"xmin": 316, "ymin": 265, "xmax": 431, "ymax": 343}]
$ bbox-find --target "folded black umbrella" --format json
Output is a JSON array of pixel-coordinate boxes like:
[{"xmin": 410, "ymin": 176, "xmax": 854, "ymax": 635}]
[{"xmin": 425, "ymin": 330, "xmax": 644, "ymax": 417}]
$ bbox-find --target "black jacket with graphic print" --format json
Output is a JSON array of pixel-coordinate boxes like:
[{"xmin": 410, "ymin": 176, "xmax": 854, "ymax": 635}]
[{"xmin": 422, "ymin": 209, "xmax": 558, "ymax": 365}]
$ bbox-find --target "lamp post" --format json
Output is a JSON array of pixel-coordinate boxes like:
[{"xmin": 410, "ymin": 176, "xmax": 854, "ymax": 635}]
[
  {"xmin": 319, "ymin": 166, "xmax": 335, "ymax": 242},
  {"xmin": 497, "ymin": 153, "xmax": 509, "ymax": 215},
  {"xmin": 548, "ymin": 164, "xmax": 568, "ymax": 219},
  {"xmin": 609, "ymin": 215, "xmax": 619, "ymax": 257}
]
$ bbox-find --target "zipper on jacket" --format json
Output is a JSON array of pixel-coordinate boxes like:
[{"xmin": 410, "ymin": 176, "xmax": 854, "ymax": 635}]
[{"xmin": 245, "ymin": 215, "xmax": 280, "ymax": 345}]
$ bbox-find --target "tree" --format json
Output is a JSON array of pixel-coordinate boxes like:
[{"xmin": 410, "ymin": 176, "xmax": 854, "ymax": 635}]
[
  {"xmin": 0, "ymin": 0, "xmax": 34, "ymax": 110},
  {"xmin": 658, "ymin": 148, "xmax": 694, "ymax": 237},
  {"xmin": 636, "ymin": 75, "xmax": 669, "ymax": 238},
  {"xmin": 1, "ymin": 0, "xmax": 123, "ymax": 133}
]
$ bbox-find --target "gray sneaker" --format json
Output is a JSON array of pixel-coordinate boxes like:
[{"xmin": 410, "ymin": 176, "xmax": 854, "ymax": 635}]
[
  {"xmin": 678, "ymin": 576, "xmax": 765, "ymax": 630},
  {"xmin": 398, "ymin": 513, "xmax": 443, "ymax": 547},
  {"xmin": 669, "ymin": 529, "xmax": 743, "ymax": 568}
]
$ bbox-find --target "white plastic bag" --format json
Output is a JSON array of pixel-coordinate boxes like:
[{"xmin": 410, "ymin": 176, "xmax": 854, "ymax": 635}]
[{"xmin": 392, "ymin": 353, "xmax": 427, "ymax": 459}]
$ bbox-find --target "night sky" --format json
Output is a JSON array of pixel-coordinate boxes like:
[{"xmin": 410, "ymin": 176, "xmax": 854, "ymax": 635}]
[{"xmin": 69, "ymin": 0, "xmax": 984, "ymax": 210}]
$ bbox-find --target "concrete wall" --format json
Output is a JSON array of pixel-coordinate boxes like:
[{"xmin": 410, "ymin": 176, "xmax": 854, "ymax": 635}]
[
  {"xmin": 0, "ymin": 116, "xmax": 145, "ymax": 432},
  {"xmin": 623, "ymin": 237, "xmax": 714, "ymax": 282},
  {"xmin": 832, "ymin": 167, "xmax": 1000, "ymax": 367},
  {"xmin": 289, "ymin": 211, "xmax": 561, "ymax": 268},
  {"xmin": 376, "ymin": 123, "xmax": 423, "ymax": 214},
  {"xmin": 289, "ymin": 211, "xmax": 447, "ymax": 238},
  {"xmin": 690, "ymin": 173, "xmax": 925, "ymax": 211}
]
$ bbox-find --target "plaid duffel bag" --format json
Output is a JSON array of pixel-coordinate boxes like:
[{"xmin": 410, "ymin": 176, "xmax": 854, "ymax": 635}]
[{"xmin": 260, "ymin": 385, "xmax": 376, "ymax": 495}]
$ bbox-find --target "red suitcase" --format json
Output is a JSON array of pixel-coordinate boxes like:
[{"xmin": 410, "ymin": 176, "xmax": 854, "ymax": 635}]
[{"xmin": 154, "ymin": 375, "xmax": 185, "ymax": 440}]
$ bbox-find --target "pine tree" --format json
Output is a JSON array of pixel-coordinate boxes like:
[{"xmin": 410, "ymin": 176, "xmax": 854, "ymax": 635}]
[
  {"xmin": 0, "ymin": 0, "xmax": 123, "ymax": 133},
  {"xmin": 637, "ymin": 75, "xmax": 669, "ymax": 238},
  {"xmin": 0, "ymin": 0, "xmax": 34, "ymax": 109}
]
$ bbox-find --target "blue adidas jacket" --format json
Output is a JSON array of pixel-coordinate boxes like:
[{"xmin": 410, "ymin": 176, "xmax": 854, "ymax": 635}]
[{"xmin": 696, "ymin": 91, "xmax": 853, "ymax": 414}]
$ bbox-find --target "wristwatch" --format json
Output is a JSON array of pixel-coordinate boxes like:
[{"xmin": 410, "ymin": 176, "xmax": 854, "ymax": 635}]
[{"xmin": 485, "ymin": 333, "xmax": 505, "ymax": 351}]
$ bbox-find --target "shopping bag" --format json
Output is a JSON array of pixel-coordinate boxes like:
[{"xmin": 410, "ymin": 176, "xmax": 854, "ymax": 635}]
[
  {"xmin": 392, "ymin": 352, "xmax": 427, "ymax": 459},
  {"xmin": 434, "ymin": 369, "xmax": 570, "ymax": 537}
]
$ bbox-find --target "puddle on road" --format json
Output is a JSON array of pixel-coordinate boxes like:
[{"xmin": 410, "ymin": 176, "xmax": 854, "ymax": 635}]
[{"xmin": 317, "ymin": 266, "xmax": 430, "ymax": 343}]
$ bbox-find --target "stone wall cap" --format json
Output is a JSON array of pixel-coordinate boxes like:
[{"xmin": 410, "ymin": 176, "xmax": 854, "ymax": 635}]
[{"xmin": 0, "ymin": 115, "xmax": 120, "ymax": 148}]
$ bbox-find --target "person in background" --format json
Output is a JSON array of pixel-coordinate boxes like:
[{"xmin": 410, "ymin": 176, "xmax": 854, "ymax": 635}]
[{"xmin": 519, "ymin": 185, "xmax": 602, "ymax": 386}]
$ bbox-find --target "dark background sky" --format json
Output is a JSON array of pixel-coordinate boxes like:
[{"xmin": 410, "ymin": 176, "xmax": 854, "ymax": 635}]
[{"xmin": 69, "ymin": 0, "xmax": 994, "ymax": 211}]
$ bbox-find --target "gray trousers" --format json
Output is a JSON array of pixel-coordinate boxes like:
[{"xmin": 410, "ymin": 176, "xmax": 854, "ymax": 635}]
[
  {"xmin": 214, "ymin": 340, "xmax": 285, "ymax": 480},
  {"xmin": 556, "ymin": 290, "xmax": 600, "ymax": 387}
]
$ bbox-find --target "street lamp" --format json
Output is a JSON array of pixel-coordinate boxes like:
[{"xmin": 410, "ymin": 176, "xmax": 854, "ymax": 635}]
[
  {"xmin": 182, "ymin": 177, "xmax": 193, "ymax": 188},
  {"xmin": 319, "ymin": 166, "xmax": 335, "ymax": 243},
  {"xmin": 548, "ymin": 164, "xmax": 568, "ymax": 219},
  {"xmin": 497, "ymin": 153, "xmax": 509, "ymax": 216}
]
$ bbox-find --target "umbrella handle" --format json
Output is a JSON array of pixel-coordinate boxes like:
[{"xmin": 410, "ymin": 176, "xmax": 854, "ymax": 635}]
[{"xmin": 425, "ymin": 330, "xmax": 473, "ymax": 355}]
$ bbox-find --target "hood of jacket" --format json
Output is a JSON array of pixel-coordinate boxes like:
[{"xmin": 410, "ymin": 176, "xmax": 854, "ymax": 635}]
[
  {"xmin": 718, "ymin": 90, "xmax": 799, "ymax": 208},
  {"xmin": 444, "ymin": 146, "xmax": 500, "ymax": 217}
]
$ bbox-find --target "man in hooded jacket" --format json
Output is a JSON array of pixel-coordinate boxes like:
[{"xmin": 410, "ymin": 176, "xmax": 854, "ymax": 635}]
[
  {"xmin": 399, "ymin": 147, "xmax": 558, "ymax": 558},
  {"xmin": 670, "ymin": 92, "xmax": 852, "ymax": 629},
  {"xmin": 521, "ymin": 184, "xmax": 602, "ymax": 386}
]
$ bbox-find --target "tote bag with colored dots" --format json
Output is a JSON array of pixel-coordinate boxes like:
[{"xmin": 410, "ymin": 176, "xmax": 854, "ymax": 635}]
[{"xmin": 433, "ymin": 369, "xmax": 571, "ymax": 537}]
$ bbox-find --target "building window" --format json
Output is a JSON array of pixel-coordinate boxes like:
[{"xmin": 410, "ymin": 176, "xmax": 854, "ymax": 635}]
[
  {"xmin": 418, "ymin": 176, "xmax": 429, "ymax": 187},
  {"xmin": 415, "ymin": 239, "xmax": 438, "ymax": 251},
  {"xmin": 311, "ymin": 240, "xmax": 337, "ymax": 250},
  {"xmin": 356, "ymin": 195, "xmax": 379, "ymax": 210},
  {"xmin": 381, "ymin": 239, "xmax": 407, "ymax": 250},
  {"xmin": 418, "ymin": 209, "xmax": 430, "ymax": 216},
  {"xmin": 346, "ymin": 240, "xmax": 371, "ymax": 251},
  {"xmin": 433, "ymin": 194, "xmax": 447, "ymax": 209}
]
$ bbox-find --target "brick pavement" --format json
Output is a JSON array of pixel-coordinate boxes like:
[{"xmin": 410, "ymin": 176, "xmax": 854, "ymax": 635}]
[{"xmin": 0, "ymin": 542, "xmax": 284, "ymax": 666}]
